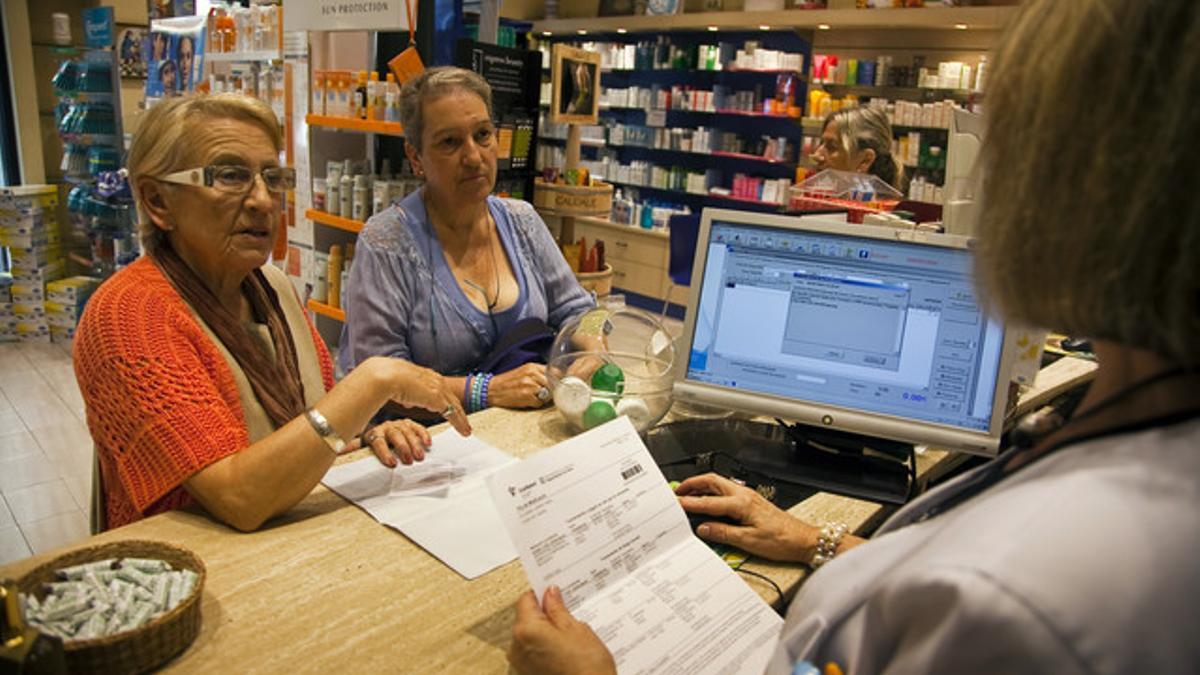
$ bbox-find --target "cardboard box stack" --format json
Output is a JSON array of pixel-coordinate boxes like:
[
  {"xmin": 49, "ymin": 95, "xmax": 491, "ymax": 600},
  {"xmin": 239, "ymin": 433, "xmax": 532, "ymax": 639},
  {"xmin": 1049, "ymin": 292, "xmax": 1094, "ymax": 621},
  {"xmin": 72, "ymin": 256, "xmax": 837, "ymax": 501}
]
[
  {"xmin": 1, "ymin": 185, "xmax": 67, "ymax": 343},
  {"xmin": 46, "ymin": 276, "xmax": 101, "ymax": 345}
]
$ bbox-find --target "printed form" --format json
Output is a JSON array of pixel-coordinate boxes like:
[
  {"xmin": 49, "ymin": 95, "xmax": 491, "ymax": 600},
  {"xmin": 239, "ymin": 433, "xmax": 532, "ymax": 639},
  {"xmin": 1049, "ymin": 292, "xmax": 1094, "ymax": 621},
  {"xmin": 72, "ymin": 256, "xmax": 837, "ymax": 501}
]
[
  {"xmin": 488, "ymin": 417, "xmax": 783, "ymax": 675},
  {"xmin": 323, "ymin": 431, "xmax": 518, "ymax": 579}
]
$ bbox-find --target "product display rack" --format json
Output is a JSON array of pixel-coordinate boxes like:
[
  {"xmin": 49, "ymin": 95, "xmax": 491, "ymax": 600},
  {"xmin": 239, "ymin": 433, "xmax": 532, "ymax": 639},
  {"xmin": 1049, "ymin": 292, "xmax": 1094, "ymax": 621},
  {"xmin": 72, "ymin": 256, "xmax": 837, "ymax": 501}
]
[{"xmin": 539, "ymin": 30, "xmax": 811, "ymax": 216}]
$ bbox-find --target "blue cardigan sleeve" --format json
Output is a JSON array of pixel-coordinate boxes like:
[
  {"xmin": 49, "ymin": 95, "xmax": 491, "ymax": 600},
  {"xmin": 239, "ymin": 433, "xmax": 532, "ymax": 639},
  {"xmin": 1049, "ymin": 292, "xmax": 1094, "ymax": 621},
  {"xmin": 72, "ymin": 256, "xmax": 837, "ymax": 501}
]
[{"xmin": 337, "ymin": 222, "xmax": 413, "ymax": 373}]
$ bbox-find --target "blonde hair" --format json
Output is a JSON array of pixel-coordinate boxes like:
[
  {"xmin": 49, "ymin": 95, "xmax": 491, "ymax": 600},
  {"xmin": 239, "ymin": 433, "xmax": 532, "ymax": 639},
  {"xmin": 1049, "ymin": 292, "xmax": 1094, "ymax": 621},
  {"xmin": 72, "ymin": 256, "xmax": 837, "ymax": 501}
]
[
  {"xmin": 976, "ymin": 0, "xmax": 1200, "ymax": 368},
  {"xmin": 127, "ymin": 93, "xmax": 282, "ymax": 253},
  {"xmin": 824, "ymin": 106, "xmax": 904, "ymax": 190},
  {"xmin": 398, "ymin": 66, "xmax": 493, "ymax": 152}
]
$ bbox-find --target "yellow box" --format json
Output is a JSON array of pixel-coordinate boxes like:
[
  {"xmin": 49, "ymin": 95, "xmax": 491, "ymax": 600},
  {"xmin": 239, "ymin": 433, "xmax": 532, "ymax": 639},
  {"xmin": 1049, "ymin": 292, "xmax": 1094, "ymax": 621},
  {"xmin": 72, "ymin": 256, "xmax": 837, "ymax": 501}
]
[{"xmin": 47, "ymin": 276, "xmax": 102, "ymax": 305}]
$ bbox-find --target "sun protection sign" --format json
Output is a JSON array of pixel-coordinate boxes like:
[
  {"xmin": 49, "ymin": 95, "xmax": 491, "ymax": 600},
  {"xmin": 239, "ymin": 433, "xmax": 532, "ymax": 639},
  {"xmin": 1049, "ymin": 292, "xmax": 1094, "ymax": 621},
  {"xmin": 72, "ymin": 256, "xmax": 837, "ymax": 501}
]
[{"xmin": 283, "ymin": 1, "xmax": 410, "ymax": 32}]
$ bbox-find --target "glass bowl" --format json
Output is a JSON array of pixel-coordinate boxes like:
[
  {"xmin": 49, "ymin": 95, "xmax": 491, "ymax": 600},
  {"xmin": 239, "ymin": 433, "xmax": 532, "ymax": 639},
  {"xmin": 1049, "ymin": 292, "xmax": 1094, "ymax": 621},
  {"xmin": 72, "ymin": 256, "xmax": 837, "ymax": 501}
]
[{"xmin": 546, "ymin": 307, "xmax": 676, "ymax": 433}]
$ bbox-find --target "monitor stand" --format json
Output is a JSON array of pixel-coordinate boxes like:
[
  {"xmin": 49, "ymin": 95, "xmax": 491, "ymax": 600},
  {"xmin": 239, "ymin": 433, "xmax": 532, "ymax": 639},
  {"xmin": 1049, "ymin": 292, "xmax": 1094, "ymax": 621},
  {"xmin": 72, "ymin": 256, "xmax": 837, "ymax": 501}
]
[{"xmin": 643, "ymin": 418, "xmax": 914, "ymax": 506}]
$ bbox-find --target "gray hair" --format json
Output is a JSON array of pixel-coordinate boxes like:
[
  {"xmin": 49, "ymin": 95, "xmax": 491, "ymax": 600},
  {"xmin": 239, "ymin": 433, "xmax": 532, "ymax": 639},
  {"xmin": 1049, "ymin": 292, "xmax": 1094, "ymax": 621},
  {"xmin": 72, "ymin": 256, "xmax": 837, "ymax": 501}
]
[
  {"xmin": 126, "ymin": 93, "xmax": 281, "ymax": 253},
  {"xmin": 976, "ymin": 0, "xmax": 1200, "ymax": 367},
  {"xmin": 399, "ymin": 66, "xmax": 493, "ymax": 152},
  {"xmin": 823, "ymin": 106, "xmax": 904, "ymax": 190}
]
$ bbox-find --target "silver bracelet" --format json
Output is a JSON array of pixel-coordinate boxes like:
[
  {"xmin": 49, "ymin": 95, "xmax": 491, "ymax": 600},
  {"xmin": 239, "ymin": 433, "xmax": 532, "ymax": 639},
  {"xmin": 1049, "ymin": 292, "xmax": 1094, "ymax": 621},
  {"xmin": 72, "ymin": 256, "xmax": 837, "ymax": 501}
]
[
  {"xmin": 811, "ymin": 522, "xmax": 848, "ymax": 569},
  {"xmin": 304, "ymin": 408, "xmax": 345, "ymax": 455}
]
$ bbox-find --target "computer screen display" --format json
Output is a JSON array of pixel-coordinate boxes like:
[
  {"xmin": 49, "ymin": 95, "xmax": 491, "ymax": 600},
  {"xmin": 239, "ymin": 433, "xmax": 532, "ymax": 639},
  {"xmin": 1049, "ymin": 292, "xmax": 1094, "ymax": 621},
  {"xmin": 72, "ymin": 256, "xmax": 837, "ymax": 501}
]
[{"xmin": 676, "ymin": 209, "xmax": 1015, "ymax": 455}]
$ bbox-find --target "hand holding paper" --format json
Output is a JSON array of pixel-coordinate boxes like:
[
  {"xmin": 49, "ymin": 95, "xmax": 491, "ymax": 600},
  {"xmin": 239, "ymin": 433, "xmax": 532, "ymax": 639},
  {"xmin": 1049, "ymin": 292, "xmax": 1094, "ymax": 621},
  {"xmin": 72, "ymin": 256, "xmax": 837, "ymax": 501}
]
[{"xmin": 489, "ymin": 417, "xmax": 782, "ymax": 675}]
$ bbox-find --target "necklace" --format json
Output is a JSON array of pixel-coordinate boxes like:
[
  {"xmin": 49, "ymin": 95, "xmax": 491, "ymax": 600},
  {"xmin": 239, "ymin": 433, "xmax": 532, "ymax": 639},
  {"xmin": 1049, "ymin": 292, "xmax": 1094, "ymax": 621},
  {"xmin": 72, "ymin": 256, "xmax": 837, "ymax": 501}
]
[
  {"xmin": 461, "ymin": 232, "xmax": 500, "ymax": 311},
  {"xmin": 425, "ymin": 191, "xmax": 500, "ymax": 312}
]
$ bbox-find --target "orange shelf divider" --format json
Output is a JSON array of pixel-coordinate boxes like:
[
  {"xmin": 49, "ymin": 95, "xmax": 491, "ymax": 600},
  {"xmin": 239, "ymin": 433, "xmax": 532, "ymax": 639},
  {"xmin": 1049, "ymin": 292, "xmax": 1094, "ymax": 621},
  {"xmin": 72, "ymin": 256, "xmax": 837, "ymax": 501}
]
[
  {"xmin": 307, "ymin": 299, "xmax": 345, "ymax": 322},
  {"xmin": 306, "ymin": 208, "xmax": 364, "ymax": 233},
  {"xmin": 305, "ymin": 114, "xmax": 403, "ymax": 136}
]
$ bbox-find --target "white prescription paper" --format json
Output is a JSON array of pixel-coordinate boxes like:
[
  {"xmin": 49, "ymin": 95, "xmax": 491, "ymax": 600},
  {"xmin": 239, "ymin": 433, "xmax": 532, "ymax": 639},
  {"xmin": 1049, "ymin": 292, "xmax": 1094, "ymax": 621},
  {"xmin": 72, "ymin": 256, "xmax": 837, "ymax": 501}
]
[
  {"xmin": 487, "ymin": 417, "xmax": 783, "ymax": 675},
  {"xmin": 322, "ymin": 430, "xmax": 518, "ymax": 579}
]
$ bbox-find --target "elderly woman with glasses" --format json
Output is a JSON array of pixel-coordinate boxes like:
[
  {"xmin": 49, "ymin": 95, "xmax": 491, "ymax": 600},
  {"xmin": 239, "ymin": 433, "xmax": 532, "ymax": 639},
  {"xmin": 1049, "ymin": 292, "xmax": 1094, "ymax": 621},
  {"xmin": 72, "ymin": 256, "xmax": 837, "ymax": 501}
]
[
  {"xmin": 338, "ymin": 67, "xmax": 594, "ymax": 432},
  {"xmin": 74, "ymin": 94, "xmax": 470, "ymax": 533}
]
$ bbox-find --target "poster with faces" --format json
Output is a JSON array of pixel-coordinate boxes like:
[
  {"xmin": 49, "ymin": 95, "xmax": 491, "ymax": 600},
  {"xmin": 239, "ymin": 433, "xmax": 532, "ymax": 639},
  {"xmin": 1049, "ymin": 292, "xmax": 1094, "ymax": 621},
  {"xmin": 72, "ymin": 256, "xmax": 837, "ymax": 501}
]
[{"xmin": 145, "ymin": 16, "xmax": 205, "ymax": 100}]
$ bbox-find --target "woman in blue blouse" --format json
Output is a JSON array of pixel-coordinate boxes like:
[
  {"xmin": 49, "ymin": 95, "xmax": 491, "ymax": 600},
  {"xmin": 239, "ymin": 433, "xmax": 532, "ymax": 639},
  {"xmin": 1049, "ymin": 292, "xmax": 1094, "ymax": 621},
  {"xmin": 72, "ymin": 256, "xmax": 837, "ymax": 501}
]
[{"xmin": 339, "ymin": 68, "xmax": 594, "ymax": 434}]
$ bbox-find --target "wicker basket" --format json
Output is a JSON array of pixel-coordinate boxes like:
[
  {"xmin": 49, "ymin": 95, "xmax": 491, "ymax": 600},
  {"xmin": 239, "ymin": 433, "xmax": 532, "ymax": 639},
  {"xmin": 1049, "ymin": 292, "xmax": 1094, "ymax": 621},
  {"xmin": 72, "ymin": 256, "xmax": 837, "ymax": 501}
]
[
  {"xmin": 16, "ymin": 540, "xmax": 206, "ymax": 674},
  {"xmin": 575, "ymin": 263, "xmax": 613, "ymax": 298},
  {"xmin": 534, "ymin": 179, "xmax": 614, "ymax": 216}
]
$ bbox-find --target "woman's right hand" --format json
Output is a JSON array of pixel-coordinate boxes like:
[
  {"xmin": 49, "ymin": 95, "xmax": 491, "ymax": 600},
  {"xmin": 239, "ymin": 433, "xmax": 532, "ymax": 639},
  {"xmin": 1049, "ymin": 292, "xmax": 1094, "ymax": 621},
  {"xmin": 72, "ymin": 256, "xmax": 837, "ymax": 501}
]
[
  {"xmin": 369, "ymin": 357, "xmax": 472, "ymax": 437},
  {"xmin": 675, "ymin": 473, "xmax": 816, "ymax": 563}
]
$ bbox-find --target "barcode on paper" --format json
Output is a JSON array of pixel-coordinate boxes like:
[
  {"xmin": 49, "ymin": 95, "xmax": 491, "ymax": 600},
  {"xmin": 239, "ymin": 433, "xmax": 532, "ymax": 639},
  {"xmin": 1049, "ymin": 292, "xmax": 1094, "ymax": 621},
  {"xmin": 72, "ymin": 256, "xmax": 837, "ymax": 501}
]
[{"xmin": 620, "ymin": 464, "xmax": 643, "ymax": 480}]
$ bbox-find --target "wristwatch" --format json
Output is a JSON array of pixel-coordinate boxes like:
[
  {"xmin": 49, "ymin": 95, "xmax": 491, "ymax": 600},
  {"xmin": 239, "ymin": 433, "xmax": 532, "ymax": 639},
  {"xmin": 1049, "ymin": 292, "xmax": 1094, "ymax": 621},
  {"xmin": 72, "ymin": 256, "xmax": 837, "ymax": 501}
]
[{"xmin": 304, "ymin": 408, "xmax": 346, "ymax": 455}]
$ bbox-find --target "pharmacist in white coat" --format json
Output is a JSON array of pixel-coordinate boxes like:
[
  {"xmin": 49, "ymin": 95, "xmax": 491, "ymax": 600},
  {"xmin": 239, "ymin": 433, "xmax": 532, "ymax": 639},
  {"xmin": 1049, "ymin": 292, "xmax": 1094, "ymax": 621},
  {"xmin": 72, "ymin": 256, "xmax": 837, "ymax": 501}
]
[{"xmin": 506, "ymin": 1, "xmax": 1200, "ymax": 673}]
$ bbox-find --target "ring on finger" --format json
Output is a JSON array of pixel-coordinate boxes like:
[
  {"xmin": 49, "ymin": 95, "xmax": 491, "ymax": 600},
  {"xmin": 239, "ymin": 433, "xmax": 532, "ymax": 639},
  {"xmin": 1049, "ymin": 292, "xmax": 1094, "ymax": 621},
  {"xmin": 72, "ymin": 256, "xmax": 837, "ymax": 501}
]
[
  {"xmin": 536, "ymin": 386, "xmax": 551, "ymax": 403},
  {"xmin": 363, "ymin": 431, "xmax": 382, "ymax": 445}
]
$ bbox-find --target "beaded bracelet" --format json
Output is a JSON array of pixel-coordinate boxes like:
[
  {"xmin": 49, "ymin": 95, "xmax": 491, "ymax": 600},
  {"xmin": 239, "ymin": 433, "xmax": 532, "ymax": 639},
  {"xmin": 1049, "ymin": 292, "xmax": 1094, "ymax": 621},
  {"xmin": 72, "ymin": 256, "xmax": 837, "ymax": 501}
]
[
  {"xmin": 479, "ymin": 373, "xmax": 494, "ymax": 409},
  {"xmin": 811, "ymin": 522, "xmax": 848, "ymax": 569},
  {"xmin": 463, "ymin": 374, "xmax": 475, "ymax": 410},
  {"xmin": 469, "ymin": 373, "xmax": 485, "ymax": 413}
]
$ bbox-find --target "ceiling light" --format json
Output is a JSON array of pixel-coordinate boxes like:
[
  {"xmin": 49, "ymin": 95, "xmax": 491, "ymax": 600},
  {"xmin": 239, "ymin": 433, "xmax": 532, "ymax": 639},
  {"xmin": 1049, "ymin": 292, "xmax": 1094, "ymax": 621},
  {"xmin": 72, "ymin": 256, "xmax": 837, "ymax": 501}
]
[
  {"xmin": 707, "ymin": 26, "xmax": 719, "ymax": 32},
  {"xmin": 617, "ymin": 28, "xmax": 628, "ymax": 34},
  {"xmin": 577, "ymin": 29, "xmax": 588, "ymax": 35},
  {"xmin": 817, "ymin": 24, "xmax": 831, "ymax": 30},
  {"xmin": 955, "ymin": 24, "xmax": 968, "ymax": 30},
  {"xmin": 759, "ymin": 25, "xmax": 771, "ymax": 31},
  {"xmin": 542, "ymin": 31, "xmax": 552, "ymax": 37}
]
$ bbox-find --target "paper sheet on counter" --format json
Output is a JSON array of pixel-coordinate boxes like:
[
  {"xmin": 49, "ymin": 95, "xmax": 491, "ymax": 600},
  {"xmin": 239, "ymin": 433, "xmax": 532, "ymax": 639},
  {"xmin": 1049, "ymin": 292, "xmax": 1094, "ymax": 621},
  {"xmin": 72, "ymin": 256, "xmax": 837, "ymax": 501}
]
[
  {"xmin": 487, "ymin": 417, "xmax": 783, "ymax": 675},
  {"xmin": 322, "ymin": 430, "xmax": 518, "ymax": 579}
]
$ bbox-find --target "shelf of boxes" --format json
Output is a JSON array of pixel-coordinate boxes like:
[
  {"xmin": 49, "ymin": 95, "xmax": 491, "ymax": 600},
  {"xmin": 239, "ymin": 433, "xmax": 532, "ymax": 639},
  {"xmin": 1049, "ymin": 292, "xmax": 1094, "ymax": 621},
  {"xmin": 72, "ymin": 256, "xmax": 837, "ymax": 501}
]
[{"xmin": 0, "ymin": 186, "xmax": 72, "ymax": 344}]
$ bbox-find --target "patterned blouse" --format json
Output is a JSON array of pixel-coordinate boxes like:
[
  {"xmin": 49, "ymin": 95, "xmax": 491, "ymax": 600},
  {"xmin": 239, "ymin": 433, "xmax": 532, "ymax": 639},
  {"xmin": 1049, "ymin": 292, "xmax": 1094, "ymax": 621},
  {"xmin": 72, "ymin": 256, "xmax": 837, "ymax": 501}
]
[{"xmin": 338, "ymin": 189, "xmax": 594, "ymax": 376}]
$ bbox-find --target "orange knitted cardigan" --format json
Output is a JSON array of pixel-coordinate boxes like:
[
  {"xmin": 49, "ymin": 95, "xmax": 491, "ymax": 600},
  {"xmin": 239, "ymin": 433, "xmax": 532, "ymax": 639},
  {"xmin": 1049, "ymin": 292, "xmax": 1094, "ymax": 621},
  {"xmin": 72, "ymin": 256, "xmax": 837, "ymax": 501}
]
[{"xmin": 73, "ymin": 257, "xmax": 335, "ymax": 529}]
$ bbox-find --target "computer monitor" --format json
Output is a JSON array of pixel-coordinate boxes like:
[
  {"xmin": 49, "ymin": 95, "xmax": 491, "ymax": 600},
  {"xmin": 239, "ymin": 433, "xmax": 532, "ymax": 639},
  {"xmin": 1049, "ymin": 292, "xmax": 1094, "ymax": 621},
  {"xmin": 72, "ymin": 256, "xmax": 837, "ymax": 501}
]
[{"xmin": 675, "ymin": 209, "xmax": 1017, "ymax": 457}]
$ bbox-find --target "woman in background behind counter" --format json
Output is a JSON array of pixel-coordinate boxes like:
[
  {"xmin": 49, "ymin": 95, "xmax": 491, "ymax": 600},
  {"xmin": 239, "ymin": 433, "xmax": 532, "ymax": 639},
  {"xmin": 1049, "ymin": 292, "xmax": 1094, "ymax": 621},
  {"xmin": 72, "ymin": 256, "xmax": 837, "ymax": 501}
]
[
  {"xmin": 339, "ymin": 67, "xmax": 594, "ymax": 435},
  {"xmin": 810, "ymin": 105, "xmax": 905, "ymax": 192}
]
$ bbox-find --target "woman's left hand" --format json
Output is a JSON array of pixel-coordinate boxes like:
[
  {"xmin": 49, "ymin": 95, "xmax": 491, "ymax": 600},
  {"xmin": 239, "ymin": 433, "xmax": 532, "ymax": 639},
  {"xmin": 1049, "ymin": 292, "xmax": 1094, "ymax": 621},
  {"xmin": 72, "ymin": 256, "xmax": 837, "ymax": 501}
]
[
  {"xmin": 488, "ymin": 363, "xmax": 552, "ymax": 409},
  {"xmin": 509, "ymin": 586, "xmax": 616, "ymax": 675},
  {"xmin": 341, "ymin": 418, "xmax": 432, "ymax": 468}
]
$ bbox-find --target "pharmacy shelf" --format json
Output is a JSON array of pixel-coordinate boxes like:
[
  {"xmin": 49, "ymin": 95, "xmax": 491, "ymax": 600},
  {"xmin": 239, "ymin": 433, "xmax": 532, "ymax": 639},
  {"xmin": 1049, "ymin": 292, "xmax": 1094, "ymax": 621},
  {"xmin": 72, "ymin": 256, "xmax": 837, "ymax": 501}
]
[
  {"xmin": 712, "ymin": 108, "xmax": 796, "ymax": 119},
  {"xmin": 307, "ymin": 299, "xmax": 345, "ymax": 322},
  {"xmin": 306, "ymin": 208, "xmax": 364, "ymax": 233},
  {"xmin": 711, "ymin": 150, "xmax": 791, "ymax": 165},
  {"xmin": 306, "ymin": 114, "xmax": 403, "ymax": 136},
  {"xmin": 573, "ymin": 215, "xmax": 669, "ymax": 240},
  {"xmin": 532, "ymin": 5, "xmax": 1016, "ymax": 34},
  {"xmin": 584, "ymin": 142, "xmax": 793, "ymax": 166},
  {"xmin": 812, "ymin": 82, "xmax": 978, "ymax": 102},
  {"xmin": 207, "ymin": 50, "xmax": 280, "ymax": 63},
  {"xmin": 540, "ymin": 136, "xmax": 608, "ymax": 147},
  {"xmin": 604, "ymin": 178, "xmax": 784, "ymax": 209}
]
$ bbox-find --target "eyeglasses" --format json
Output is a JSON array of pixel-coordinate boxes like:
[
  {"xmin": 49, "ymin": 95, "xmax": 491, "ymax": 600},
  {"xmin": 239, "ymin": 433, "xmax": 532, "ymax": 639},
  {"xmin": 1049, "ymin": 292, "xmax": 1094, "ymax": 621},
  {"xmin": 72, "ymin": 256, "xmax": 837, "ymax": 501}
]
[{"xmin": 158, "ymin": 165, "xmax": 296, "ymax": 195}]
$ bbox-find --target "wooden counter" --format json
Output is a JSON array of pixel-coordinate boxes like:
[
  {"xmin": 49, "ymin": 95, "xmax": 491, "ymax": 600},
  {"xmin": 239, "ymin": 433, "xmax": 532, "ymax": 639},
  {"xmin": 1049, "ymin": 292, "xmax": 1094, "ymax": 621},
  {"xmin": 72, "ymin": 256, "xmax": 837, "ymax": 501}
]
[{"xmin": 0, "ymin": 357, "xmax": 1095, "ymax": 672}]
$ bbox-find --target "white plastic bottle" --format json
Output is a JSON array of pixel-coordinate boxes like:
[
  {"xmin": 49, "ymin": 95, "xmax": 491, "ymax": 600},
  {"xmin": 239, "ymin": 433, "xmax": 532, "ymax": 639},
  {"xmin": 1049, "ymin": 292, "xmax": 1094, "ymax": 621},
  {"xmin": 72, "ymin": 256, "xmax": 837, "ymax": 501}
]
[{"xmin": 339, "ymin": 171, "xmax": 353, "ymax": 219}]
